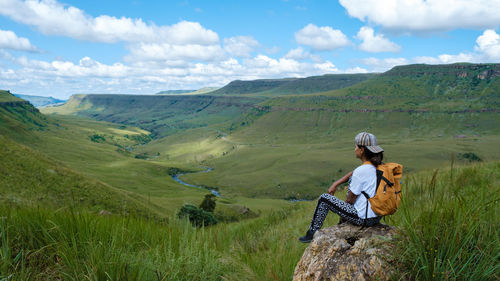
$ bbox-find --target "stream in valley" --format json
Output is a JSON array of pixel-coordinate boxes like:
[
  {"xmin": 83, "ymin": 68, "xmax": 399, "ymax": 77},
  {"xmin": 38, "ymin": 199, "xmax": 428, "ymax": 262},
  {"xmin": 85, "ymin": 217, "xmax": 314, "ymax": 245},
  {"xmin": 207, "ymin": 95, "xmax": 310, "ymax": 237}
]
[{"xmin": 172, "ymin": 168, "xmax": 221, "ymax": 196}]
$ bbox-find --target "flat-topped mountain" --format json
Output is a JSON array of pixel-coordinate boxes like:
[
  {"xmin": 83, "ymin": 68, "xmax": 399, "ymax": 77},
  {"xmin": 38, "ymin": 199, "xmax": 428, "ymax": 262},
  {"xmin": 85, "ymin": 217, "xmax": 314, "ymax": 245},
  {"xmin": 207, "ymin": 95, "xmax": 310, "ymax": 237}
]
[
  {"xmin": 13, "ymin": 93, "xmax": 66, "ymax": 107},
  {"xmin": 210, "ymin": 73, "xmax": 376, "ymax": 96}
]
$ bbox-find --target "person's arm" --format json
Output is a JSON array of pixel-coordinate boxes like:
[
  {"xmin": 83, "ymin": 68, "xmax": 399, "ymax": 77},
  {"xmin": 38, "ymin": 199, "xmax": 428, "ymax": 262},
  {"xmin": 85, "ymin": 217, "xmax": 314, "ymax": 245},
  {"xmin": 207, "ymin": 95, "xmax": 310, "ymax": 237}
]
[
  {"xmin": 345, "ymin": 191, "xmax": 358, "ymax": 204},
  {"xmin": 328, "ymin": 171, "xmax": 353, "ymax": 195}
]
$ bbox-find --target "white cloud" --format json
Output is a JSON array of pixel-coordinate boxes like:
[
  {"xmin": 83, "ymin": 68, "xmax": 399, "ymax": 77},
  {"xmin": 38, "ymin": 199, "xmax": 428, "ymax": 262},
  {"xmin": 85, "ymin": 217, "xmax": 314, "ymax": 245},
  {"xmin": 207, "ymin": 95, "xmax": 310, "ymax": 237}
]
[
  {"xmin": 295, "ymin": 24, "xmax": 350, "ymax": 51},
  {"xmin": 475, "ymin": 29, "xmax": 500, "ymax": 60},
  {"xmin": 358, "ymin": 57, "xmax": 409, "ymax": 71},
  {"xmin": 344, "ymin": 66, "xmax": 369, "ymax": 73},
  {"xmin": 1, "ymin": 48, "xmax": 344, "ymax": 98},
  {"xmin": 356, "ymin": 26, "xmax": 401, "ymax": 53},
  {"xmin": 223, "ymin": 36, "xmax": 260, "ymax": 57},
  {"xmin": 339, "ymin": 0, "xmax": 500, "ymax": 32},
  {"xmin": 0, "ymin": 0, "xmax": 219, "ymax": 45},
  {"xmin": 125, "ymin": 43, "xmax": 226, "ymax": 63},
  {"xmin": 284, "ymin": 47, "xmax": 322, "ymax": 62},
  {"xmin": 0, "ymin": 29, "xmax": 38, "ymax": 52}
]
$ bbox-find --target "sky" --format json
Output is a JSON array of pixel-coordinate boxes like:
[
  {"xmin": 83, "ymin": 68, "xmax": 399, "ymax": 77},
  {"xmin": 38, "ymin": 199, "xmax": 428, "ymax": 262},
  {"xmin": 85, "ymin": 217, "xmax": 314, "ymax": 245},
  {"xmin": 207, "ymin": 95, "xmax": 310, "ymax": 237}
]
[{"xmin": 0, "ymin": 0, "xmax": 500, "ymax": 99}]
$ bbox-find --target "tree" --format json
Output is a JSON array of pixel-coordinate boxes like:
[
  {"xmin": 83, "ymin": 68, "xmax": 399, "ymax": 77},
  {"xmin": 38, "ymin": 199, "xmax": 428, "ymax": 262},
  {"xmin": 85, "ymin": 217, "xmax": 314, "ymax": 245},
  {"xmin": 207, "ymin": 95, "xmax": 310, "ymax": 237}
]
[
  {"xmin": 177, "ymin": 204, "xmax": 217, "ymax": 227},
  {"xmin": 199, "ymin": 194, "xmax": 216, "ymax": 213}
]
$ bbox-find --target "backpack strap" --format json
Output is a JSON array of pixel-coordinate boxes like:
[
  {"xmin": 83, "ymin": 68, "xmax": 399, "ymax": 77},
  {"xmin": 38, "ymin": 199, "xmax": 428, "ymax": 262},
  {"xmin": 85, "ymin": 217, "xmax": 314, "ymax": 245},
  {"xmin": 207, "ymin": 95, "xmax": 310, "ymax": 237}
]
[
  {"xmin": 361, "ymin": 191, "xmax": 370, "ymax": 227},
  {"xmin": 375, "ymin": 170, "xmax": 383, "ymax": 191}
]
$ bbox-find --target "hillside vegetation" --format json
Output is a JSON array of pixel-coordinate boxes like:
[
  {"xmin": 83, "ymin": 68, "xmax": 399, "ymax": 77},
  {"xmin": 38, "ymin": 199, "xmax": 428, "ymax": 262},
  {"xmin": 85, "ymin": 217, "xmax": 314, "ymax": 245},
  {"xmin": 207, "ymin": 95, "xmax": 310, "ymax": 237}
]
[
  {"xmin": 43, "ymin": 94, "xmax": 265, "ymax": 138},
  {"xmin": 0, "ymin": 135, "xmax": 156, "ymax": 217},
  {"xmin": 210, "ymin": 73, "xmax": 375, "ymax": 96},
  {"xmin": 0, "ymin": 90, "xmax": 23, "ymax": 102},
  {"xmin": 1, "ymin": 63, "xmax": 499, "ymax": 280},
  {"xmin": 1, "ymin": 91, "xmax": 289, "ymax": 218},
  {"xmin": 41, "ymin": 63, "xmax": 500, "ymax": 200},
  {"xmin": 1, "ymin": 162, "xmax": 498, "ymax": 280}
]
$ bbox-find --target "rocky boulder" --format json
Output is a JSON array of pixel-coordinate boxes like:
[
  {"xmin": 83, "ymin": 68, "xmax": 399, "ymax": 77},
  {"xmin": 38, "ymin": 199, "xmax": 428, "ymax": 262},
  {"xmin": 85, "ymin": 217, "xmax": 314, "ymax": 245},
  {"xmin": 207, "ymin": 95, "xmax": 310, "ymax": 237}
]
[{"xmin": 293, "ymin": 223, "xmax": 398, "ymax": 281}]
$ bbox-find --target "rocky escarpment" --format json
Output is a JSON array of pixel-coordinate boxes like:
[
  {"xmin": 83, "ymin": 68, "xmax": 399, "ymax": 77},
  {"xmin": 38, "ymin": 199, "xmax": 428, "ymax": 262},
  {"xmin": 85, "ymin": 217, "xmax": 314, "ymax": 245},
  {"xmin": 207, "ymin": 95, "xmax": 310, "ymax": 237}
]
[{"xmin": 294, "ymin": 224, "xmax": 398, "ymax": 281}]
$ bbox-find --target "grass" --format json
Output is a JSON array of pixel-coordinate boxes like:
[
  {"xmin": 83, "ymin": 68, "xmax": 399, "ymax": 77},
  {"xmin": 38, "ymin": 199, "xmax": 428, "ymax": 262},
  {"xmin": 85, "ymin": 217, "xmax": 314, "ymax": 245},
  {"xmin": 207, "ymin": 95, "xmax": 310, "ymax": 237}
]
[
  {"xmin": 0, "ymin": 91, "xmax": 23, "ymax": 102},
  {"xmin": 149, "ymin": 110, "xmax": 500, "ymax": 199},
  {"xmin": 1, "ymin": 105, "xmax": 291, "ymax": 217},
  {"xmin": 0, "ymin": 162, "xmax": 498, "ymax": 280},
  {"xmin": 2, "ymin": 63, "xmax": 500, "ymax": 279},
  {"xmin": 0, "ymin": 135, "xmax": 159, "ymax": 218},
  {"xmin": 36, "ymin": 63, "xmax": 500, "ymax": 201},
  {"xmin": 0, "ymin": 203, "xmax": 315, "ymax": 280},
  {"xmin": 391, "ymin": 162, "xmax": 500, "ymax": 280}
]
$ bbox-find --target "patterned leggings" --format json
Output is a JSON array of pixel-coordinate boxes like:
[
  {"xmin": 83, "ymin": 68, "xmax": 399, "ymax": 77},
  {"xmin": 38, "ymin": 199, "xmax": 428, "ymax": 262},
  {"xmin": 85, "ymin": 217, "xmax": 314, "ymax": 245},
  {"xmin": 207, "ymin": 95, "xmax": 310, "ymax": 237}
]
[{"xmin": 309, "ymin": 193, "xmax": 381, "ymax": 232}]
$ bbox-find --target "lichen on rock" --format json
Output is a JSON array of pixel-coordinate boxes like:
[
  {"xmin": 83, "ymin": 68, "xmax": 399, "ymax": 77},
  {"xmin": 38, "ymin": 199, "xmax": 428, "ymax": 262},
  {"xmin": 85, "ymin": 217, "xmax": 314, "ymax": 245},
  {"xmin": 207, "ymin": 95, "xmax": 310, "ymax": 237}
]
[{"xmin": 293, "ymin": 223, "xmax": 398, "ymax": 281}]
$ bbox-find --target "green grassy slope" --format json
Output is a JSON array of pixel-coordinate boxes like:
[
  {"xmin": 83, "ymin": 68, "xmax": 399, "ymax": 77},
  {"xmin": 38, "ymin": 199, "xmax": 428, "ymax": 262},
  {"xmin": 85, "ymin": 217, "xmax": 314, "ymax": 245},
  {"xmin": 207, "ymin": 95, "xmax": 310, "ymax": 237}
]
[
  {"xmin": 0, "ymin": 91, "xmax": 50, "ymax": 141},
  {"xmin": 1, "ymin": 162, "xmax": 498, "ymax": 280},
  {"xmin": 0, "ymin": 135, "xmax": 157, "ymax": 217},
  {"xmin": 209, "ymin": 78, "xmax": 294, "ymax": 95},
  {"xmin": 0, "ymin": 90, "xmax": 23, "ymax": 102},
  {"xmin": 43, "ymin": 94, "xmax": 265, "ymax": 138},
  {"xmin": 262, "ymin": 64, "xmax": 499, "ymax": 112},
  {"xmin": 39, "ymin": 63, "xmax": 500, "ymax": 200},
  {"xmin": 3, "ymin": 91, "xmax": 290, "ymax": 216},
  {"xmin": 139, "ymin": 64, "xmax": 500, "ymax": 199},
  {"xmin": 209, "ymin": 73, "xmax": 375, "ymax": 96}
]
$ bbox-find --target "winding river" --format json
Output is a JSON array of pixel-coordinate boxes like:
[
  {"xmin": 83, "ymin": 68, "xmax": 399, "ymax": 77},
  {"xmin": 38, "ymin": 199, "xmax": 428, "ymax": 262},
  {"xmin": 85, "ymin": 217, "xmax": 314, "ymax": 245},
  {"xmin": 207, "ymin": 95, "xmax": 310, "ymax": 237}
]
[{"xmin": 172, "ymin": 168, "xmax": 221, "ymax": 197}]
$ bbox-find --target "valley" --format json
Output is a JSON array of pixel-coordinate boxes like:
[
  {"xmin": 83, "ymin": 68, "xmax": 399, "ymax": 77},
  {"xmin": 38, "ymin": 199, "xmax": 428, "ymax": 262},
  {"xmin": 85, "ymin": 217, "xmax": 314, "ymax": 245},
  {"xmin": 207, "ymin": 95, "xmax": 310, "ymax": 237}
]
[
  {"xmin": 40, "ymin": 63, "xmax": 500, "ymax": 200},
  {"xmin": 1, "ymin": 63, "xmax": 499, "ymax": 280}
]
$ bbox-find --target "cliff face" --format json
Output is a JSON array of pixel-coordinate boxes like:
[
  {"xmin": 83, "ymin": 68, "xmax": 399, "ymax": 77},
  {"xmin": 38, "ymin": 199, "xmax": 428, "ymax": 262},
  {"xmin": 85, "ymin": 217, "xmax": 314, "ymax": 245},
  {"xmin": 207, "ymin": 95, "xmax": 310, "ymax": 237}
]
[{"xmin": 294, "ymin": 224, "xmax": 398, "ymax": 281}]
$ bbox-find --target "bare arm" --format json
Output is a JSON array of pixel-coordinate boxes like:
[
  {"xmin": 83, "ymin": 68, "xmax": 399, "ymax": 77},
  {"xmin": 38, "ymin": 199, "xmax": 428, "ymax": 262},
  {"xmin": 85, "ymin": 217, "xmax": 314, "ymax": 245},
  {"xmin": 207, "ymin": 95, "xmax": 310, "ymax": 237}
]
[
  {"xmin": 345, "ymin": 191, "xmax": 358, "ymax": 204},
  {"xmin": 328, "ymin": 171, "xmax": 354, "ymax": 195}
]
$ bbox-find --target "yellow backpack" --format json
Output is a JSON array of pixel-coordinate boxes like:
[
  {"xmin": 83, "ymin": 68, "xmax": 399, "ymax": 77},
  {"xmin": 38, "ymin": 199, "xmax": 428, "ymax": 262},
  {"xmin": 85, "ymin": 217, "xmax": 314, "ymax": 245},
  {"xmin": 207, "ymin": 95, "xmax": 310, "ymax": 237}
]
[{"xmin": 361, "ymin": 163, "xmax": 403, "ymax": 216}]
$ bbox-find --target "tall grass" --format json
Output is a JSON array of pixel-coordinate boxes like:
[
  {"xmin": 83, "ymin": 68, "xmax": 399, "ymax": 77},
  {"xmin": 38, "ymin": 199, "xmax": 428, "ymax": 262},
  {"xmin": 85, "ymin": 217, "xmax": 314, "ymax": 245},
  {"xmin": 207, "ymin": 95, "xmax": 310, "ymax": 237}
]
[
  {"xmin": 0, "ymin": 202, "xmax": 316, "ymax": 280},
  {"xmin": 0, "ymin": 162, "xmax": 498, "ymax": 280},
  {"xmin": 391, "ymin": 162, "xmax": 500, "ymax": 280}
]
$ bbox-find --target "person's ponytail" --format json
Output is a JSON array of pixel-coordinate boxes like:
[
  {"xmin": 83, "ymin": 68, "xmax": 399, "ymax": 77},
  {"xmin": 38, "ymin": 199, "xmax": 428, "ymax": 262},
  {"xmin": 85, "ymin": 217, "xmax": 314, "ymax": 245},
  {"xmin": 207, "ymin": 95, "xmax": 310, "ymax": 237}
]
[{"xmin": 362, "ymin": 146, "xmax": 383, "ymax": 166}]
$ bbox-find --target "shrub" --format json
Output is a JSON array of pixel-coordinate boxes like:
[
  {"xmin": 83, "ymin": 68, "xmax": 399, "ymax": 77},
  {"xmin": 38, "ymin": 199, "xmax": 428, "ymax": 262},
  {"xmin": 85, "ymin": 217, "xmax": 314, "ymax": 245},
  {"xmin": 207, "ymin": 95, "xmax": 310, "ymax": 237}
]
[
  {"xmin": 134, "ymin": 153, "xmax": 148, "ymax": 159},
  {"xmin": 177, "ymin": 204, "xmax": 217, "ymax": 227},
  {"xmin": 458, "ymin": 152, "xmax": 482, "ymax": 162},
  {"xmin": 199, "ymin": 194, "xmax": 216, "ymax": 213},
  {"xmin": 89, "ymin": 133, "xmax": 106, "ymax": 143}
]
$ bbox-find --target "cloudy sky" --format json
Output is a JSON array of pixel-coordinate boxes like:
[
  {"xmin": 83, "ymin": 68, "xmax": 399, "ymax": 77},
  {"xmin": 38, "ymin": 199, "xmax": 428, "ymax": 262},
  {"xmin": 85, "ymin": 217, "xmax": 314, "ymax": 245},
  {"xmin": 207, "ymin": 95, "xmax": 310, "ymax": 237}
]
[{"xmin": 1, "ymin": 0, "xmax": 500, "ymax": 99}]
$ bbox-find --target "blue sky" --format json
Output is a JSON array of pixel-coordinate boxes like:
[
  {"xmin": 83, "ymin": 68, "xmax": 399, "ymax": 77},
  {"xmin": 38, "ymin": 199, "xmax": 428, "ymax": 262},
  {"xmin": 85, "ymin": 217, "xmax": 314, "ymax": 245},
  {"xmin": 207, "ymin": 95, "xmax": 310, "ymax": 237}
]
[{"xmin": 0, "ymin": 0, "xmax": 499, "ymax": 99}]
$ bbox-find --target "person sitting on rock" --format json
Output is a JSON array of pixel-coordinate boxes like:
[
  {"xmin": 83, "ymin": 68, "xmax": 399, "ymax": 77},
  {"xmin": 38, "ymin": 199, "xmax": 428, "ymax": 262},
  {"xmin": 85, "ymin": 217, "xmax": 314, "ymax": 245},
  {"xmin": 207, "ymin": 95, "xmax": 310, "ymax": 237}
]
[{"xmin": 299, "ymin": 132, "xmax": 383, "ymax": 243}]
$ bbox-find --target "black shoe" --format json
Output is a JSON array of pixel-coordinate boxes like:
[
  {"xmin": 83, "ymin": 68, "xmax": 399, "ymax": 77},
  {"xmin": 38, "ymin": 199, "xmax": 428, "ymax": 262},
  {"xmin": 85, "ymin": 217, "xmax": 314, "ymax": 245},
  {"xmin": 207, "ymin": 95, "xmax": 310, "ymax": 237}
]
[{"xmin": 298, "ymin": 230, "xmax": 315, "ymax": 243}]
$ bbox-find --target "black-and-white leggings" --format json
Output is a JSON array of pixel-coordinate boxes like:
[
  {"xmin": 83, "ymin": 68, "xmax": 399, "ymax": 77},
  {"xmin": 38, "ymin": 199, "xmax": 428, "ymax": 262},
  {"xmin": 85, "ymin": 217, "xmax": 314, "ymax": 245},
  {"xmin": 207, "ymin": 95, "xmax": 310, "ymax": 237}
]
[{"xmin": 309, "ymin": 193, "xmax": 381, "ymax": 232}]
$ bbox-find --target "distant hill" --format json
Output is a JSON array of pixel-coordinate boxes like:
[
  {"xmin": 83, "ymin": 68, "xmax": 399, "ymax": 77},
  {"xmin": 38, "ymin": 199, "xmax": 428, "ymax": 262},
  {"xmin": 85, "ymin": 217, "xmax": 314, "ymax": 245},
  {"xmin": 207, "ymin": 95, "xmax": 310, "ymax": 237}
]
[
  {"xmin": 156, "ymin": 90, "xmax": 196, "ymax": 95},
  {"xmin": 41, "ymin": 63, "xmax": 500, "ymax": 140},
  {"xmin": 211, "ymin": 78, "xmax": 295, "ymax": 95},
  {"xmin": 156, "ymin": 87, "xmax": 219, "ymax": 95},
  {"xmin": 42, "ymin": 94, "xmax": 265, "ymax": 138},
  {"xmin": 13, "ymin": 93, "xmax": 66, "ymax": 107},
  {"xmin": 260, "ymin": 63, "xmax": 500, "ymax": 112},
  {"xmin": 210, "ymin": 74, "xmax": 376, "ymax": 96}
]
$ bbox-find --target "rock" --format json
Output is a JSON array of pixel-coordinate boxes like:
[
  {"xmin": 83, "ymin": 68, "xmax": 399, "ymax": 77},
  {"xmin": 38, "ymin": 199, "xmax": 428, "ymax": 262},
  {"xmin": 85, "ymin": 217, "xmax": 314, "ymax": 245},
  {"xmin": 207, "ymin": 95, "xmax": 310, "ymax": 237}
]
[
  {"xmin": 99, "ymin": 210, "xmax": 111, "ymax": 216},
  {"xmin": 293, "ymin": 223, "xmax": 398, "ymax": 281}
]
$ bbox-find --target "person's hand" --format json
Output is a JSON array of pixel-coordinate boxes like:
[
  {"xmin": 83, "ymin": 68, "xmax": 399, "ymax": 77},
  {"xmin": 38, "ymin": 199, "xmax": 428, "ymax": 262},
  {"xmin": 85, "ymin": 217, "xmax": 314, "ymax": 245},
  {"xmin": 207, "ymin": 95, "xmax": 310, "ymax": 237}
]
[{"xmin": 328, "ymin": 184, "xmax": 337, "ymax": 195}]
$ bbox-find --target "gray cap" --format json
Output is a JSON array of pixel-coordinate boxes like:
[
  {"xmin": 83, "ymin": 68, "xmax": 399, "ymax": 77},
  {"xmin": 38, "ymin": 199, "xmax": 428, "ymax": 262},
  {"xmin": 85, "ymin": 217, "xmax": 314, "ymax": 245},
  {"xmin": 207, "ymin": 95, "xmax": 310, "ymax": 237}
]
[{"xmin": 355, "ymin": 132, "xmax": 384, "ymax": 153}]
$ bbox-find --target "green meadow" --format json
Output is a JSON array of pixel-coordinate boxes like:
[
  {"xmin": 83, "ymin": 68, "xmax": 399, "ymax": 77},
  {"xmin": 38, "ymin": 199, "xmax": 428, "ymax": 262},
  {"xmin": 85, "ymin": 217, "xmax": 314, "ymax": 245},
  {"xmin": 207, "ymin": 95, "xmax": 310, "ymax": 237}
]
[
  {"xmin": 1, "ymin": 162, "xmax": 498, "ymax": 280},
  {"xmin": 1, "ymin": 63, "xmax": 500, "ymax": 280}
]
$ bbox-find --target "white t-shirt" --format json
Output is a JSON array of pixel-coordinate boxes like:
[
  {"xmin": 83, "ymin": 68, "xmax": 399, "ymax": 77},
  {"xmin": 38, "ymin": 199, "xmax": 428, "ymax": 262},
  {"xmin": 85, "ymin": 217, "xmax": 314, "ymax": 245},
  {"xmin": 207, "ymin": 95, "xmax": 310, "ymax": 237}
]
[{"xmin": 349, "ymin": 163, "xmax": 378, "ymax": 219}]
